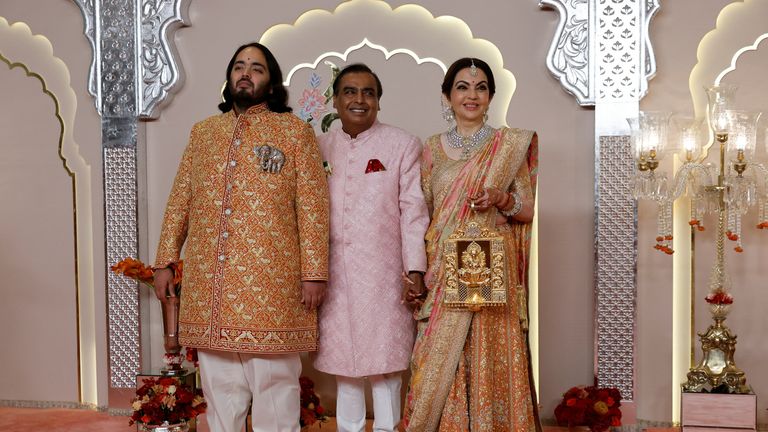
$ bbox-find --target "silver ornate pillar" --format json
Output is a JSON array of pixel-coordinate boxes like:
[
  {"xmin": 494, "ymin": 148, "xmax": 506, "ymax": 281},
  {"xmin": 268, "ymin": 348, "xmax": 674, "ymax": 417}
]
[
  {"xmin": 74, "ymin": 0, "xmax": 189, "ymax": 390},
  {"xmin": 541, "ymin": 0, "xmax": 660, "ymax": 402}
]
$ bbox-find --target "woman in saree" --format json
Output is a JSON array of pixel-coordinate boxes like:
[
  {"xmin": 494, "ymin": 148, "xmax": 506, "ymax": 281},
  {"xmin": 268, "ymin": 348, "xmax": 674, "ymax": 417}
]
[{"xmin": 402, "ymin": 58, "xmax": 541, "ymax": 431}]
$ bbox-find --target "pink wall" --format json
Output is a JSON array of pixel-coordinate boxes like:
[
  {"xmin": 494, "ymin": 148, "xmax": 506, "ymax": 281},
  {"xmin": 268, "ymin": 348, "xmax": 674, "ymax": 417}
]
[{"xmin": 1, "ymin": 0, "xmax": 765, "ymax": 426}]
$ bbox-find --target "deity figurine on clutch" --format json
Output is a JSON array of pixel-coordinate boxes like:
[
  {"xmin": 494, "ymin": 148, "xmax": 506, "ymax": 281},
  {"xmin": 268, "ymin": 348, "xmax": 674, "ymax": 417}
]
[{"xmin": 443, "ymin": 221, "xmax": 508, "ymax": 311}]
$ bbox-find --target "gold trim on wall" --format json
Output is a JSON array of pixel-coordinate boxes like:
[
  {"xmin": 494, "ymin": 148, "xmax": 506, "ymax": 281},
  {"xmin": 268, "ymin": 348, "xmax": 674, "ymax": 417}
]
[
  {"xmin": 0, "ymin": 53, "xmax": 81, "ymax": 399},
  {"xmin": 0, "ymin": 17, "xmax": 97, "ymax": 406}
]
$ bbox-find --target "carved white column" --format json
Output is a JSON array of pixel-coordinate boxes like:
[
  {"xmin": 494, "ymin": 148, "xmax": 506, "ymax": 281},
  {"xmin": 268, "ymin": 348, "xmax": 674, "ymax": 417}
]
[
  {"xmin": 73, "ymin": 0, "xmax": 189, "ymax": 391},
  {"xmin": 541, "ymin": 0, "xmax": 660, "ymax": 402}
]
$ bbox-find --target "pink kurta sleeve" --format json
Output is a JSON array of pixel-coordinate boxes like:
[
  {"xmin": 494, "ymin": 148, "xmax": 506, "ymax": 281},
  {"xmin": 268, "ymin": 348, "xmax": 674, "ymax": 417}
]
[
  {"xmin": 294, "ymin": 123, "xmax": 330, "ymax": 281},
  {"xmin": 420, "ymin": 141, "xmax": 434, "ymax": 216},
  {"xmin": 154, "ymin": 125, "xmax": 196, "ymax": 269},
  {"xmin": 399, "ymin": 136, "xmax": 429, "ymax": 273}
]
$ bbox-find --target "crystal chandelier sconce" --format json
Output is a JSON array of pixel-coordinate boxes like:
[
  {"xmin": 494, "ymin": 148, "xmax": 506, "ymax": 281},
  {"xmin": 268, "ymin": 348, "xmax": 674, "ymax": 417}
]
[
  {"xmin": 630, "ymin": 84, "xmax": 764, "ymax": 394},
  {"xmin": 629, "ymin": 111, "xmax": 675, "ymax": 254}
]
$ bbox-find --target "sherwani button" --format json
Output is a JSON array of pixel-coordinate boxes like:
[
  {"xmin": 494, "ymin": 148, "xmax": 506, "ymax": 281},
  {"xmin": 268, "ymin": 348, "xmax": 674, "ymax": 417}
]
[
  {"xmin": 218, "ymin": 254, "xmax": 225, "ymax": 262},
  {"xmin": 230, "ymin": 160, "xmax": 236, "ymax": 167},
  {"xmin": 224, "ymin": 208, "xmax": 232, "ymax": 215},
  {"xmin": 234, "ymin": 139, "xmax": 241, "ymax": 146}
]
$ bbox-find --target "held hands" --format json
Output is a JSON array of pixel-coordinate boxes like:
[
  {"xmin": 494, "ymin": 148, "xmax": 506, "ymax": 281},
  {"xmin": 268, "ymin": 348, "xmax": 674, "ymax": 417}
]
[
  {"xmin": 401, "ymin": 272, "xmax": 427, "ymax": 310},
  {"xmin": 468, "ymin": 187, "xmax": 507, "ymax": 212},
  {"xmin": 301, "ymin": 281, "xmax": 327, "ymax": 311}
]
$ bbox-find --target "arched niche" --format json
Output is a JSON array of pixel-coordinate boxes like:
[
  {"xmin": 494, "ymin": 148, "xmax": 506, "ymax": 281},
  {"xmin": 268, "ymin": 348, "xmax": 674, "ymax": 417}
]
[{"xmin": 0, "ymin": 17, "xmax": 97, "ymax": 406}]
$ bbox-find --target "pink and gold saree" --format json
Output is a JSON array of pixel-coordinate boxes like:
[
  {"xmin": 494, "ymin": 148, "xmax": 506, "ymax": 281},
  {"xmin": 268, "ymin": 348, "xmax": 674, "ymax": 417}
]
[{"xmin": 403, "ymin": 127, "xmax": 540, "ymax": 432}]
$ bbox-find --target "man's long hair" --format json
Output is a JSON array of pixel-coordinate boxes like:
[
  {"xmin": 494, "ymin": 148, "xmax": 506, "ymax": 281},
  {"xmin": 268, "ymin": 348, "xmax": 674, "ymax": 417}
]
[{"xmin": 218, "ymin": 42, "xmax": 292, "ymax": 113}]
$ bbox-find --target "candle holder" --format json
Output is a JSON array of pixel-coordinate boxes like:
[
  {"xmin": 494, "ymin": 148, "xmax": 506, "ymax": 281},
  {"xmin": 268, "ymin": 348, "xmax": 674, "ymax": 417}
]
[{"xmin": 630, "ymin": 84, "xmax": 763, "ymax": 394}]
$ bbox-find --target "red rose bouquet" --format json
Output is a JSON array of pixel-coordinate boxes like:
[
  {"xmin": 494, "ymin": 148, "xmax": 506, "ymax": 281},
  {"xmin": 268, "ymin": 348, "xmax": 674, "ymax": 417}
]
[
  {"xmin": 129, "ymin": 376, "xmax": 206, "ymax": 427},
  {"xmin": 554, "ymin": 385, "xmax": 622, "ymax": 432},
  {"xmin": 299, "ymin": 376, "xmax": 328, "ymax": 428}
]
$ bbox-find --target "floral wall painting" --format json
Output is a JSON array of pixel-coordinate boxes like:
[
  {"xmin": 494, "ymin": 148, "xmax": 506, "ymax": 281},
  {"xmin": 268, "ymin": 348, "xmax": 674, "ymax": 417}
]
[{"xmin": 295, "ymin": 63, "xmax": 339, "ymax": 132}]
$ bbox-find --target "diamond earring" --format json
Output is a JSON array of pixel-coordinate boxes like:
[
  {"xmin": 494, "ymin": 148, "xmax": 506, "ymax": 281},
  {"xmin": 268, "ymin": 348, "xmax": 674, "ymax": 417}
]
[{"xmin": 441, "ymin": 98, "xmax": 455, "ymax": 123}]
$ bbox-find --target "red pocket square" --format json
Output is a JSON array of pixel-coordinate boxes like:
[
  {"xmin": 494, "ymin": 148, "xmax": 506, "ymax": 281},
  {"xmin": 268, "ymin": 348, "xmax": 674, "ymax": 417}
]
[{"xmin": 365, "ymin": 159, "xmax": 386, "ymax": 173}]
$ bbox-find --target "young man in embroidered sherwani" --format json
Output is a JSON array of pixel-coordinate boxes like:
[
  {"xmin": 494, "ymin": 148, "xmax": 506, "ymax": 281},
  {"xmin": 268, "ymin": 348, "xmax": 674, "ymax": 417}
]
[
  {"xmin": 153, "ymin": 42, "xmax": 329, "ymax": 432},
  {"xmin": 313, "ymin": 63, "xmax": 429, "ymax": 432}
]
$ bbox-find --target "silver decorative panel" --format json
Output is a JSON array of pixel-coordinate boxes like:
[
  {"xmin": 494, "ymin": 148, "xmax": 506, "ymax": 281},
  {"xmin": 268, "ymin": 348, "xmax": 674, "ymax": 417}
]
[
  {"xmin": 101, "ymin": 0, "xmax": 140, "ymax": 389},
  {"xmin": 104, "ymin": 146, "xmax": 140, "ymax": 388},
  {"xmin": 596, "ymin": 135, "xmax": 636, "ymax": 400},
  {"xmin": 539, "ymin": 0, "xmax": 592, "ymax": 104},
  {"xmin": 100, "ymin": 0, "xmax": 137, "ymax": 117},
  {"xmin": 138, "ymin": 0, "xmax": 190, "ymax": 118},
  {"xmin": 75, "ymin": 0, "xmax": 190, "ymax": 118},
  {"xmin": 73, "ymin": 0, "xmax": 190, "ymax": 390},
  {"xmin": 540, "ymin": 0, "xmax": 660, "ymax": 105}
]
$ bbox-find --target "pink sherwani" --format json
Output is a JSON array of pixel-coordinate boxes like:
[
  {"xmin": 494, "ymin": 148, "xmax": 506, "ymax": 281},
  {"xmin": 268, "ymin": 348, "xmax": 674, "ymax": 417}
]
[{"xmin": 314, "ymin": 122, "xmax": 429, "ymax": 377}]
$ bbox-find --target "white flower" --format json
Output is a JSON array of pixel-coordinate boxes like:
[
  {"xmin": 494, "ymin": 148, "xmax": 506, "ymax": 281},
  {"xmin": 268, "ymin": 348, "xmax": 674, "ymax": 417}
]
[
  {"xmin": 132, "ymin": 401, "xmax": 143, "ymax": 411},
  {"xmin": 167, "ymin": 385, "xmax": 177, "ymax": 395}
]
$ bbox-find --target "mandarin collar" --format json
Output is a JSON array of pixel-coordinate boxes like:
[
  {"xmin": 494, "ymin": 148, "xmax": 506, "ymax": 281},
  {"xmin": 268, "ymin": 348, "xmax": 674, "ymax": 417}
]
[
  {"xmin": 341, "ymin": 120, "xmax": 381, "ymax": 143},
  {"xmin": 233, "ymin": 103, "xmax": 269, "ymax": 118}
]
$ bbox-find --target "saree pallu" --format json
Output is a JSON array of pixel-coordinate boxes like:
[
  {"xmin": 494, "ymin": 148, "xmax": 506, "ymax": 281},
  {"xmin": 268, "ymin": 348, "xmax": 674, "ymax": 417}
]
[{"xmin": 403, "ymin": 127, "xmax": 540, "ymax": 432}]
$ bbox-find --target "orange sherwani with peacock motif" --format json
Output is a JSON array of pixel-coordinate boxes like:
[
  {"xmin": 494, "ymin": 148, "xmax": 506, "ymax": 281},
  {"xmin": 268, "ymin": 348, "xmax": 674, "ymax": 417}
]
[{"xmin": 154, "ymin": 103, "xmax": 329, "ymax": 354}]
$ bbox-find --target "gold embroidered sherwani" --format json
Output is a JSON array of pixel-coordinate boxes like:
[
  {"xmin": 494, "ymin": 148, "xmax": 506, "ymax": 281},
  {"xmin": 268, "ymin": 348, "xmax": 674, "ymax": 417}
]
[{"xmin": 154, "ymin": 104, "xmax": 329, "ymax": 353}]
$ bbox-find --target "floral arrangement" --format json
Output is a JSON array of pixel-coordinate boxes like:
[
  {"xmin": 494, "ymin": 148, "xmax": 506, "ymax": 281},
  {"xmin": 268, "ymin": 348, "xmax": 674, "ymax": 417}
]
[
  {"xmin": 111, "ymin": 257, "xmax": 183, "ymax": 289},
  {"xmin": 129, "ymin": 376, "xmax": 206, "ymax": 427},
  {"xmin": 554, "ymin": 385, "xmax": 622, "ymax": 432},
  {"xmin": 705, "ymin": 290, "xmax": 733, "ymax": 305},
  {"xmin": 299, "ymin": 376, "xmax": 327, "ymax": 428}
]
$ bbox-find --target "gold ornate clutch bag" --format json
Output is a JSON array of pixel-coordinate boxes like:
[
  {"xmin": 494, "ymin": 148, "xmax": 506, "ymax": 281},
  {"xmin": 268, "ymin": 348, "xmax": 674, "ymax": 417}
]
[{"xmin": 443, "ymin": 220, "xmax": 508, "ymax": 311}]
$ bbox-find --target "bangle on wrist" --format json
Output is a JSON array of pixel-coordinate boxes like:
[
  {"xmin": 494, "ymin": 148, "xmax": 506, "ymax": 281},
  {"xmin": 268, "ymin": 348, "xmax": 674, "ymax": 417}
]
[{"xmin": 501, "ymin": 191, "xmax": 523, "ymax": 217}]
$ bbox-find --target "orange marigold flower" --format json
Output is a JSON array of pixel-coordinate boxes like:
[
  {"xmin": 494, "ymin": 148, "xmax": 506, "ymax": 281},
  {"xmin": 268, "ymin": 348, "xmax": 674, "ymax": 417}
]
[
  {"xmin": 734, "ymin": 246, "xmax": 743, "ymax": 253},
  {"xmin": 655, "ymin": 236, "xmax": 664, "ymax": 242},
  {"xmin": 697, "ymin": 225, "xmax": 705, "ymax": 231},
  {"xmin": 173, "ymin": 261, "xmax": 184, "ymax": 285},
  {"xmin": 664, "ymin": 235, "xmax": 673, "ymax": 240}
]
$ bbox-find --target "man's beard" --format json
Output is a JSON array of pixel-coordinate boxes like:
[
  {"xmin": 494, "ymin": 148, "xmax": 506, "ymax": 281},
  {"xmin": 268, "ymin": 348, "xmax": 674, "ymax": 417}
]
[{"xmin": 231, "ymin": 82, "xmax": 268, "ymax": 111}]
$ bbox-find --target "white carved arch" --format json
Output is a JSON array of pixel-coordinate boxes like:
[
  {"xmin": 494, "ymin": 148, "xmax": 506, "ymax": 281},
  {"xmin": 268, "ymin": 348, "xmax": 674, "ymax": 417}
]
[
  {"xmin": 0, "ymin": 17, "xmax": 97, "ymax": 405},
  {"xmin": 689, "ymin": 0, "xmax": 768, "ymax": 117},
  {"xmin": 260, "ymin": 0, "xmax": 517, "ymax": 129}
]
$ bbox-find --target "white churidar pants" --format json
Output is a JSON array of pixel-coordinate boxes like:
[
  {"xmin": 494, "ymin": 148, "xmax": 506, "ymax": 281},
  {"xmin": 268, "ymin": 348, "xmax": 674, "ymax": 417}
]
[
  {"xmin": 335, "ymin": 373, "xmax": 402, "ymax": 432},
  {"xmin": 197, "ymin": 349, "xmax": 301, "ymax": 432}
]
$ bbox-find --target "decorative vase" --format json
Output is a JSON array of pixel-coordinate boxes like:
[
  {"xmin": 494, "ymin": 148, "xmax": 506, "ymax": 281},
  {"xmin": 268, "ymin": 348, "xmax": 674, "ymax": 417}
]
[
  {"xmin": 137, "ymin": 421, "xmax": 189, "ymax": 432},
  {"xmin": 161, "ymin": 295, "xmax": 181, "ymax": 353}
]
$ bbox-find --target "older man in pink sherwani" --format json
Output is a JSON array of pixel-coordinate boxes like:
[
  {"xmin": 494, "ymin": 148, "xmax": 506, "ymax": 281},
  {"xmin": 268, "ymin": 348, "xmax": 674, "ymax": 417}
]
[{"xmin": 314, "ymin": 64, "xmax": 429, "ymax": 432}]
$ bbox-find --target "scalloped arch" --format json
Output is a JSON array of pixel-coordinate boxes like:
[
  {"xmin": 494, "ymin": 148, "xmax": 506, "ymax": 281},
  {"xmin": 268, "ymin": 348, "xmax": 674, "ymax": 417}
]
[
  {"xmin": 0, "ymin": 17, "xmax": 97, "ymax": 405},
  {"xmin": 689, "ymin": 0, "xmax": 768, "ymax": 118},
  {"xmin": 259, "ymin": 0, "xmax": 516, "ymax": 127}
]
